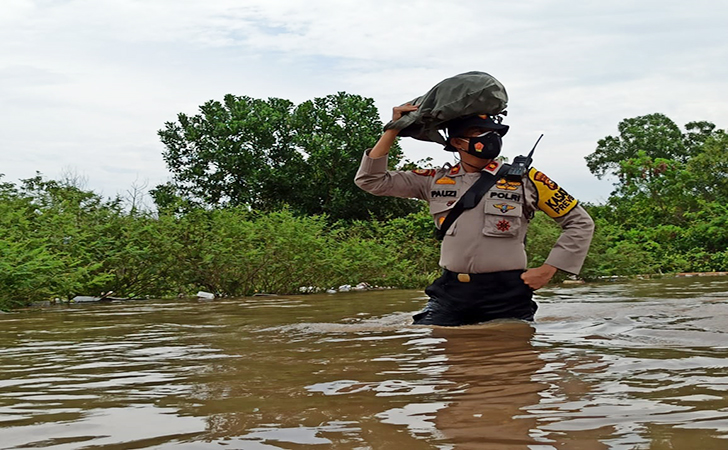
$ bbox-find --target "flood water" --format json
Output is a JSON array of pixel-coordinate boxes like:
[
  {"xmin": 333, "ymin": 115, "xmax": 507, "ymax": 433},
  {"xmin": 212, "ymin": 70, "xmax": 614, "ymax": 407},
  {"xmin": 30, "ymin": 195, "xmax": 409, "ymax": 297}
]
[{"xmin": 1, "ymin": 276, "xmax": 728, "ymax": 449}]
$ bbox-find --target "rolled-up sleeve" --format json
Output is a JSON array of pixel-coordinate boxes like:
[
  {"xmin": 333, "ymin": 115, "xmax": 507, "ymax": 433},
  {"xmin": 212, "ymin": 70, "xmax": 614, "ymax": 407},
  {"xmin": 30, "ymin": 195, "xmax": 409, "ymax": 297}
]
[{"xmin": 354, "ymin": 150, "xmax": 430, "ymax": 200}]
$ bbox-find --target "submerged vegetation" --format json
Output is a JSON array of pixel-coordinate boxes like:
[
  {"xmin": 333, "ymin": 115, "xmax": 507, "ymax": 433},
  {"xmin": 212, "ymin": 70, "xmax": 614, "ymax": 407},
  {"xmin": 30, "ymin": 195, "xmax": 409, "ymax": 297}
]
[{"xmin": 2, "ymin": 93, "xmax": 727, "ymax": 310}]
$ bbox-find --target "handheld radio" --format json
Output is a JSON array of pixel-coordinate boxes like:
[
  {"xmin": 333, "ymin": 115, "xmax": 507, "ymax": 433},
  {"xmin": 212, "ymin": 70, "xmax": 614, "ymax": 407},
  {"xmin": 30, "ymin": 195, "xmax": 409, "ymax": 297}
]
[{"xmin": 506, "ymin": 134, "xmax": 543, "ymax": 181}]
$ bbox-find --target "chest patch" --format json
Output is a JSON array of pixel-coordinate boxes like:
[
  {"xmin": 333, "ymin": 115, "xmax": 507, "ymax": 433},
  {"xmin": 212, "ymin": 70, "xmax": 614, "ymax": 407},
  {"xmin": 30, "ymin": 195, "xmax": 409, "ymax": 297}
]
[
  {"xmin": 435, "ymin": 176, "xmax": 457, "ymax": 185},
  {"xmin": 493, "ymin": 203, "xmax": 516, "ymax": 213},
  {"xmin": 431, "ymin": 190, "xmax": 458, "ymax": 198},
  {"xmin": 496, "ymin": 220, "xmax": 512, "ymax": 232},
  {"xmin": 489, "ymin": 191, "xmax": 521, "ymax": 202},
  {"xmin": 496, "ymin": 179, "xmax": 521, "ymax": 190},
  {"xmin": 485, "ymin": 198, "xmax": 521, "ymax": 217}
]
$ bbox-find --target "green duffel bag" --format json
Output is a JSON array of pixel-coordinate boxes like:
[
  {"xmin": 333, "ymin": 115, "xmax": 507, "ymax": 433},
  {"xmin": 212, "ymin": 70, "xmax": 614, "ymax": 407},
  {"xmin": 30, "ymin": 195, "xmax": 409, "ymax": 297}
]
[{"xmin": 384, "ymin": 71, "xmax": 508, "ymax": 145}]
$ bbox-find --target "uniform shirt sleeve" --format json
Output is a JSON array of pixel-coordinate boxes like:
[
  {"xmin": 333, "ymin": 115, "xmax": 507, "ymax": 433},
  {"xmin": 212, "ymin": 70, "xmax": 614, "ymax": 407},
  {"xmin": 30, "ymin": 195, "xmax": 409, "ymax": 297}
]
[
  {"xmin": 354, "ymin": 149, "xmax": 431, "ymax": 200},
  {"xmin": 525, "ymin": 168, "xmax": 595, "ymax": 274}
]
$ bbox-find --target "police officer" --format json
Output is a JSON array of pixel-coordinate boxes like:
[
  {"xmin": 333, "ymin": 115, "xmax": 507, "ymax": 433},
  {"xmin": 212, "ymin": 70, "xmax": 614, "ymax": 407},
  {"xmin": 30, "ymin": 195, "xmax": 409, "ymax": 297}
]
[{"xmin": 355, "ymin": 104, "xmax": 595, "ymax": 326}]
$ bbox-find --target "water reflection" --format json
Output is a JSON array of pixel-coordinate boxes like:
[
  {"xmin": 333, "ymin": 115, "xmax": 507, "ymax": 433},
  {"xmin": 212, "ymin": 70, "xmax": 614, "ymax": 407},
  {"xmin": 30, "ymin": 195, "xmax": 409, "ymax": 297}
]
[{"xmin": 428, "ymin": 323, "xmax": 546, "ymax": 448}]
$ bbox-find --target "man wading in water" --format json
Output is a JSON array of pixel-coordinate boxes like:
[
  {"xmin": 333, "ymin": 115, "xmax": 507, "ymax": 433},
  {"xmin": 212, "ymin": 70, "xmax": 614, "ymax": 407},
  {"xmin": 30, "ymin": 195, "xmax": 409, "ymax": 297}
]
[{"xmin": 355, "ymin": 104, "xmax": 595, "ymax": 326}]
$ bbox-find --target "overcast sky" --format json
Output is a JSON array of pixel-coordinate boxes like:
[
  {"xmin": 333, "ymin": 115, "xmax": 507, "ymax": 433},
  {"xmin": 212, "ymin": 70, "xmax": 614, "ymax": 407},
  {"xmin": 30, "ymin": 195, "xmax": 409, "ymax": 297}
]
[{"xmin": 2, "ymin": 0, "xmax": 727, "ymax": 204}]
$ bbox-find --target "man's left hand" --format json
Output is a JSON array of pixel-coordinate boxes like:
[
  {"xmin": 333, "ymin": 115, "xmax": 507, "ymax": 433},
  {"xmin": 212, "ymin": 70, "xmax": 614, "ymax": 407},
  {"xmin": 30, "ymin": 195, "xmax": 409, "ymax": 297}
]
[{"xmin": 521, "ymin": 264, "xmax": 558, "ymax": 290}]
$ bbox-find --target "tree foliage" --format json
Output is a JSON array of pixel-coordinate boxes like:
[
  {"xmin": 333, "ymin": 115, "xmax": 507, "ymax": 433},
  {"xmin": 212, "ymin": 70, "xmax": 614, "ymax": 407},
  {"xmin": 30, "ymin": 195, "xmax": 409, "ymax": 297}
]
[
  {"xmin": 580, "ymin": 114, "xmax": 728, "ymax": 276},
  {"xmin": 156, "ymin": 95, "xmax": 298, "ymax": 210},
  {"xmin": 584, "ymin": 113, "xmax": 720, "ymax": 179},
  {"xmin": 155, "ymin": 92, "xmax": 419, "ymax": 221}
]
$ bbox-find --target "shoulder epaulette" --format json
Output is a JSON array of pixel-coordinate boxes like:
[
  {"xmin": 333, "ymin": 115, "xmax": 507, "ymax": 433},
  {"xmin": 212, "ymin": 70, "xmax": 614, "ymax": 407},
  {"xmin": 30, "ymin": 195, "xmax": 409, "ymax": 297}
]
[{"xmin": 411, "ymin": 168, "xmax": 436, "ymax": 177}]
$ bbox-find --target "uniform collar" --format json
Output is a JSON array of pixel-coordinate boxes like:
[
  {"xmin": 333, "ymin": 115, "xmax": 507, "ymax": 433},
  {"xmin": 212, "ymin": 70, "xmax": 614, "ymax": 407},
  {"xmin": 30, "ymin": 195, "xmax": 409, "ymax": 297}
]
[
  {"xmin": 446, "ymin": 163, "xmax": 466, "ymax": 177},
  {"xmin": 481, "ymin": 160, "xmax": 502, "ymax": 175},
  {"xmin": 446, "ymin": 160, "xmax": 501, "ymax": 177}
]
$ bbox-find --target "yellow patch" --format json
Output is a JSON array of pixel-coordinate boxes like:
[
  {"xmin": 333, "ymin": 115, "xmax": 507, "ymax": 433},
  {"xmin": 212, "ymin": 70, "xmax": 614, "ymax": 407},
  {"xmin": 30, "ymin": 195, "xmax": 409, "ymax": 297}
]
[
  {"xmin": 529, "ymin": 168, "xmax": 578, "ymax": 218},
  {"xmin": 435, "ymin": 177, "xmax": 456, "ymax": 185}
]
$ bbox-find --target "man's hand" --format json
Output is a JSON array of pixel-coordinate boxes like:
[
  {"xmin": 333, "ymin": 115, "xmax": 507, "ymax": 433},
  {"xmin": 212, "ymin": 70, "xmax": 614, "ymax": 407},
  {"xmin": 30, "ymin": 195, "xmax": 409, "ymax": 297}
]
[
  {"xmin": 521, "ymin": 264, "xmax": 558, "ymax": 290},
  {"xmin": 392, "ymin": 103, "xmax": 418, "ymax": 122},
  {"xmin": 370, "ymin": 104, "xmax": 419, "ymax": 158}
]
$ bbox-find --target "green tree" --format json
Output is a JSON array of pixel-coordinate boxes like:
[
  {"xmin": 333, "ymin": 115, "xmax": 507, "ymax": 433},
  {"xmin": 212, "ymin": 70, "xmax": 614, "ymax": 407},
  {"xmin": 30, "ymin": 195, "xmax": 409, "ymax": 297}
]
[
  {"xmin": 155, "ymin": 92, "xmax": 419, "ymax": 221},
  {"xmin": 583, "ymin": 114, "xmax": 728, "ymax": 275},
  {"xmin": 289, "ymin": 92, "xmax": 419, "ymax": 220},
  {"xmin": 585, "ymin": 113, "xmax": 686, "ymax": 179},
  {"xmin": 684, "ymin": 131, "xmax": 728, "ymax": 203},
  {"xmin": 584, "ymin": 114, "xmax": 723, "ymax": 180},
  {"xmin": 155, "ymin": 95, "xmax": 298, "ymax": 209}
]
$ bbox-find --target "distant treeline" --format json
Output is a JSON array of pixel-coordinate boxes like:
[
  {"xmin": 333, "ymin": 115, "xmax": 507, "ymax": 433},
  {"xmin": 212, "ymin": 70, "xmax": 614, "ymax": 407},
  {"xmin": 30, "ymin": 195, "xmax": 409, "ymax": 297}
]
[{"xmin": 1, "ymin": 92, "xmax": 726, "ymax": 310}]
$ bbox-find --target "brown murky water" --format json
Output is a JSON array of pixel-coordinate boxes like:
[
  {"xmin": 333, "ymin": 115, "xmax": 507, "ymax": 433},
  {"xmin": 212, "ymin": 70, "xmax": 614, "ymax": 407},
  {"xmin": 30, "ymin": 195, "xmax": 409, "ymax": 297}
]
[{"xmin": 2, "ymin": 276, "xmax": 728, "ymax": 449}]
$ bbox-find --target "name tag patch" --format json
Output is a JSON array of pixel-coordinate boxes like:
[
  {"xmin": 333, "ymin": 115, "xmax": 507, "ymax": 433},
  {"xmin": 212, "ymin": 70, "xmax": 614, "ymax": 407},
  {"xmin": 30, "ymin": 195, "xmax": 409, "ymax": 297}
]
[
  {"xmin": 431, "ymin": 190, "xmax": 458, "ymax": 198},
  {"xmin": 489, "ymin": 191, "xmax": 521, "ymax": 202}
]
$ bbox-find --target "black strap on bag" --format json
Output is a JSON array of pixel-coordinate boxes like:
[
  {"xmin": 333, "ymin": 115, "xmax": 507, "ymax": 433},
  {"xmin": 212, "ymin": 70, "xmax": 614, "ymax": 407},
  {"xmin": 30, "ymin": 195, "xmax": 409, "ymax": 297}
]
[{"xmin": 435, "ymin": 164, "xmax": 510, "ymax": 240}]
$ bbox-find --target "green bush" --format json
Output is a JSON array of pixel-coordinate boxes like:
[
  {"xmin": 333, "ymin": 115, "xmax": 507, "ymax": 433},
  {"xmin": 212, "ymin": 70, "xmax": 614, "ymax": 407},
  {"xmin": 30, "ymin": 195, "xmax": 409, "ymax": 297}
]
[{"xmin": 3, "ymin": 163, "xmax": 728, "ymax": 310}]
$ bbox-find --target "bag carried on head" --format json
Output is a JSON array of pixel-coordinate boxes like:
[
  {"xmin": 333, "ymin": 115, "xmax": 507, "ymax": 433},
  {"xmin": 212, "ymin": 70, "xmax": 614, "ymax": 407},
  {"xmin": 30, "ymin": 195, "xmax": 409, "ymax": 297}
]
[{"xmin": 384, "ymin": 71, "xmax": 508, "ymax": 146}]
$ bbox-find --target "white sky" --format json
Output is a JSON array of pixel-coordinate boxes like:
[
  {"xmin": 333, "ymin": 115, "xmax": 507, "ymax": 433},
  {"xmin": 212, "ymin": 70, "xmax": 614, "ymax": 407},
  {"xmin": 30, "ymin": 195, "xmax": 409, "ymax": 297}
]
[{"xmin": 1, "ymin": 0, "xmax": 727, "ymax": 204}]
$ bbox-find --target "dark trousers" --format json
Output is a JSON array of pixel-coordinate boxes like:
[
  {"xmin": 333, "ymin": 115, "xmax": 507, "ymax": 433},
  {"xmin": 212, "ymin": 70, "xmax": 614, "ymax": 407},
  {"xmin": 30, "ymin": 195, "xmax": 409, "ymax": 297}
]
[{"xmin": 413, "ymin": 269, "xmax": 537, "ymax": 326}]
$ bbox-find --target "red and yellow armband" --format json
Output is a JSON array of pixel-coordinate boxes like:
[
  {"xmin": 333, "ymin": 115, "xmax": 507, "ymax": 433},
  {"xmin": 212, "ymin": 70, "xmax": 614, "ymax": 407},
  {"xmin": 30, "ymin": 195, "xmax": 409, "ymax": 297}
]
[{"xmin": 528, "ymin": 168, "xmax": 578, "ymax": 218}]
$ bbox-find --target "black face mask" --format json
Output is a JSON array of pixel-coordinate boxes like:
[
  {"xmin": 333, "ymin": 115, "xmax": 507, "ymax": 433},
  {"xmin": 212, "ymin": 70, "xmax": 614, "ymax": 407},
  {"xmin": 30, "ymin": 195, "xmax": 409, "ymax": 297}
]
[{"xmin": 465, "ymin": 131, "xmax": 502, "ymax": 159}]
